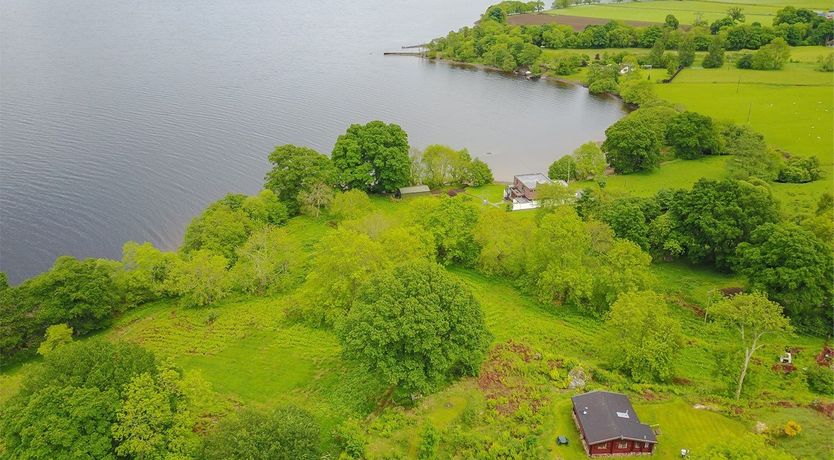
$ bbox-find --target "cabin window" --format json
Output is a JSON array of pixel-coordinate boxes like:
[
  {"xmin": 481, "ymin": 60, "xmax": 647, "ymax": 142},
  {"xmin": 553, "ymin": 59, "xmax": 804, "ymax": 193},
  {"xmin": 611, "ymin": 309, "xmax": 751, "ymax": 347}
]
[
  {"xmin": 618, "ymin": 442, "xmax": 629, "ymax": 449},
  {"xmin": 597, "ymin": 443, "xmax": 608, "ymax": 449}
]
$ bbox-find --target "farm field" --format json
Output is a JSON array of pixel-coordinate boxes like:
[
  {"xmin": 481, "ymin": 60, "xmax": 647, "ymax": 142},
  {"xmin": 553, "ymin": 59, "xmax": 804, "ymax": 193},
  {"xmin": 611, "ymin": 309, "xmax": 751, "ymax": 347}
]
[
  {"xmin": 542, "ymin": 45, "xmax": 834, "ymax": 215},
  {"xmin": 547, "ymin": 0, "xmax": 785, "ymax": 25}
]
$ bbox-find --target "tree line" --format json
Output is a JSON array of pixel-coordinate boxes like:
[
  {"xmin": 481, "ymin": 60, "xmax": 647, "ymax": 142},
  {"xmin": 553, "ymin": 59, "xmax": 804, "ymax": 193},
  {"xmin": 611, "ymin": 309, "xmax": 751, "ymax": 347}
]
[{"xmin": 428, "ymin": 4, "xmax": 832, "ymax": 73}]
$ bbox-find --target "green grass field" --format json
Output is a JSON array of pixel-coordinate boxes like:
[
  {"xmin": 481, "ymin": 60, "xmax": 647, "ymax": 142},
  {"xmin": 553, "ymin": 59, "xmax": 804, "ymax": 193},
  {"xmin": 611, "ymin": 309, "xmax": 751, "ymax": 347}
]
[
  {"xmin": 1, "ymin": 198, "xmax": 830, "ymax": 457},
  {"xmin": 544, "ymin": 45, "xmax": 834, "ymax": 216},
  {"xmin": 547, "ymin": 0, "xmax": 785, "ymax": 25}
]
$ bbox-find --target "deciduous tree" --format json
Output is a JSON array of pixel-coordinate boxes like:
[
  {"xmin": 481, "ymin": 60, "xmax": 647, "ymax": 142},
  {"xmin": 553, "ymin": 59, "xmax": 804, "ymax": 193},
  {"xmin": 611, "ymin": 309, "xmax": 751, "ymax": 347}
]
[
  {"xmin": 204, "ymin": 406, "xmax": 320, "ymax": 460},
  {"xmin": 37, "ymin": 323, "xmax": 73, "ymax": 356},
  {"xmin": 602, "ymin": 115, "xmax": 662, "ymax": 173},
  {"xmin": 667, "ymin": 179, "xmax": 780, "ymax": 270},
  {"xmin": 602, "ymin": 291, "xmax": 682, "ymax": 382},
  {"xmin": 168, "ymin": 250, "xmax": 231, "ymax": 307},
  {"xmin": 339, "ymin": 262, "xmax": 491, "ymax": 397},
  {"xmin": 27, "ymin": 256, "xmax": 119, "ymax": 336},
  {"xmin": 231, "ymin": 227, "xmax": 299, "ymax": 294},
  {"xmin": 265, "ymin": 145, "xmax": 336, "ymax": 214},
  {"xmin": 666, "ymin": 111, "xmax": 721, "ymax": 159},
  {"xmin": 734, "ymin": 223, "xmax": 833, "ymax": 332},
  {"xmin": 709, "ymin": 292, "xmax": 792, "ymax": 400},
  {"xmin": 331, "ymin": 121, "xmax": 411, "ymax": 192}
]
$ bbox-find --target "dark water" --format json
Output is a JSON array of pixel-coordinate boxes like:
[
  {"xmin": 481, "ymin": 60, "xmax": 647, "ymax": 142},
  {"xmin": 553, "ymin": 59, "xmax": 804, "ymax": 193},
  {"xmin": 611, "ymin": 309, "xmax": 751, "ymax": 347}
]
[{"xmin": 0, "ymin": 0, "xmax": 626, "ymax": 283}]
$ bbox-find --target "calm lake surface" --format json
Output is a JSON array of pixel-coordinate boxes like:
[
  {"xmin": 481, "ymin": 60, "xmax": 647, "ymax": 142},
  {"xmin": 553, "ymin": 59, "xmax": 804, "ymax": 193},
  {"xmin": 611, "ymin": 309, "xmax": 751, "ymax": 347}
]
[{"xmin": 0, "ymin": 0, "xmax": 626, "ymax": 283}]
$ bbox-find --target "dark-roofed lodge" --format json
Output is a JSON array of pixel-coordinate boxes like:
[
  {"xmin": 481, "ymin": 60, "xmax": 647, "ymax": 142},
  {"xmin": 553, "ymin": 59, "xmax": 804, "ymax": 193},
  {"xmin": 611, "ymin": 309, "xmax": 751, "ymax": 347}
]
[{"xmin": 572, "ymin": 391, "xmax": 657, "ymax": 456}]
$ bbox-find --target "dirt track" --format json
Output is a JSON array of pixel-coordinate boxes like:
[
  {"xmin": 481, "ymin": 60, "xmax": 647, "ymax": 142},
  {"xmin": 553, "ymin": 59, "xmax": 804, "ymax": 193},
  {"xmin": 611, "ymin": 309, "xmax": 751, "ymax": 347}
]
[{"xmin": 507, "ymin": 13, "xmax": 660, "ymax": 31}]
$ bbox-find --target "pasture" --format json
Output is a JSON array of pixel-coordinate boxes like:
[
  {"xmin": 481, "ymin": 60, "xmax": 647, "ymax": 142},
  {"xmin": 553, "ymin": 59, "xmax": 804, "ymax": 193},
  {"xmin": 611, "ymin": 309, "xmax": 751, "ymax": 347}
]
[{"xmin": 546, "ymin": 0, "xmax": 784, "ymax": 26}]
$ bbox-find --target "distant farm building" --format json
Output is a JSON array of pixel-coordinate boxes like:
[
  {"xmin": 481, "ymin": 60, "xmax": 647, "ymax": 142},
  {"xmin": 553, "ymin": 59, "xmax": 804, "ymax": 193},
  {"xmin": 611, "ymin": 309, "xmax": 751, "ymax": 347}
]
[
  {"xmin": 572, "ymin": 391, "xmax": 658, "ymax": 456},
  {"xmin": 395, "ymin": 185, "xmax": 430, "ymax": 198}
]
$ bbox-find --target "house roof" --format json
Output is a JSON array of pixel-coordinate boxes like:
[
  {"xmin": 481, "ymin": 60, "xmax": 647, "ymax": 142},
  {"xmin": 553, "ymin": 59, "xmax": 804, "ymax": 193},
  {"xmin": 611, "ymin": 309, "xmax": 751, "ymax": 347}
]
[
  {"xmin": 572, "ymin": 391, "xmax": 658, "ymax": 445},
  {"xmin": 514, "ymin": 173, "xmax": 552, "ymax": 190},
  {"xmin": 398, "ymin": 185, "xmax": 431, "ymax": 194}
]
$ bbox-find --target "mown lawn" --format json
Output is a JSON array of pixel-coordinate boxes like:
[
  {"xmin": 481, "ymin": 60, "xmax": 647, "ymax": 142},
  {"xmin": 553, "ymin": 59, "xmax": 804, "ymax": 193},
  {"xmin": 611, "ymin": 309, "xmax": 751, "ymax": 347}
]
[{"xmin": 546, "ymin": 0, "xmax": 782, "ymax": 25}]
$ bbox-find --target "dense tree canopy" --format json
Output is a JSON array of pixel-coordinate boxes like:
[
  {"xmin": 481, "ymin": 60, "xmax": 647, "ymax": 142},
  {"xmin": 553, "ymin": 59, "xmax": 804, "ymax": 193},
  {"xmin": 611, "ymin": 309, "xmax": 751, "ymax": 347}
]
[
  {"xmin": 412, "ymin": 196, "xmax": 481, "ymax": 266},
  {"xmin": 331, "ymin": 121, "xmax": 411, "ymax": 192},
  {"xmin": 602, "ymin": 115, "xmax": 662, "ymax": 173},
  {"xmin": 204, "ymin": 406, "xmax": 320, "ymax": 460},
  {"xmin": 722, "ymin": 123, "xmax": 780, "ymax": 181},
  {"xmin": 603, "ymin": 291, "xmax": 683, "ymax": 382},
  {"xmin": 339, "ymin": 262, "xmax": 492, "ymax": 397},
  {"xmin": 26, "ymin": 256, "xmax": 119, "ymax": 336},
  {"xmin": 734, "ymin": 223, "xmax": 833, "ymax": 333},
  {"xmin": 265, "ymin": 145, "xmax": 336, "ymax": 214},
  {"xmin": 300, "ymin": 228, "xmax": 387, "ymax": 326},
  {"xmin": 666, "ymin": 179, "xmax": 780, "ymax": 270},
  {"xmin": 0, "ymin": 340, "xmax": 159, "ymax": 458},
  {"xmin": 666, "ymin": 111, "xmax": 721, "ymax": 159},
  {"xmin": 231, "ymin": 227, "xmax": 300, "ymax": 295}
]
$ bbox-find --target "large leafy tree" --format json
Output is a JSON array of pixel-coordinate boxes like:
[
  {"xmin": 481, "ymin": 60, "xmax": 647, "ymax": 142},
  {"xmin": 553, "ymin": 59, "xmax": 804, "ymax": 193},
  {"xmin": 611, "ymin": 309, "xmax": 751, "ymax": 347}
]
[
  {"xmin": 734, "ymin": 223, "xmax": 833, "ymax": 332},
  {"xmin": 25, "ymin": 256, "xmax": 119, "ymax": 336},
  {"xmin": 412, "ymin": 196, "xmax": 481, "ymax": 266},
  {"xmin": 168, "ymin": 250, "xmax": 231, "ymax": 307},
  {"xmin": 0, "ymin": 340, "xmax": 157, "ymax": 458},
  {"xmin": 667, "ymin": 179, "xmax": 780, "ymax": 270},
  {"xmin": 602, "ymin": 115, "xmax": 662, "ymax": 173},
  {"xmin": 181, "ymin": 197, "xmax": 256, "ymax": 263},
  {"xmin": 527, "ymin": 209, "xmax": 594, "ymax": 308},
  {"xmin": 204, "ymin": 406, "xmax": 320, "ymax": 460},
  {"xmin": 709, "ymin": 292, "xmax": 792, "ymax": 400},
  {"xmin": 2, "ymin": 384, "xmax": 120, "ymax": 459},
  {"xmin": 602, "ymin": 291, "xmax": 683, "ymax": 382},
  {"xmin": 231, "ymin": 227, "xmax": 300, "ymax": 295},
  {"xmin": 666, "ymin": 111, "xmax": 721, "ymax": 159},
  {"xmin": 331, "ymin": 121, "xmax": 411, "ymax": 192},
  {"xmin": 473, "ymin": 207, "xmax": 533, "ymax": 278},
  {"xmin": 264, "ymin": 145, "xmax": 336, "ymax": 215},
  {"xmin": 339, "ymin": 262, "xmax": 492, "ymax": 397},
  {"xmin": 572, "ymin": 142, "xmax": 607, "ymax": 181},
  {"xmin": 112, "ymin": 367, "xmax": 200, "ymax": 459},
  {"xmin": 119, "ymin": 241, "xmax": 179, "ymax": 306},
  {"xmin": 0, "ymin": 286, "xmax": 40, "ymax": 357},
  {"xmin": 702, "ymin": 35, "xmax": 725, "ymax": 68},
  {"xmin": 600, "ymin": 198, "xmax": 652, "ymax": 251},
  {"xmin": 722, "ymin": 123, "xmax": 780, "ymax": 181},
  {"xmin": 300, "ymin": 228, "xmax": 387, "ymax": 326}
]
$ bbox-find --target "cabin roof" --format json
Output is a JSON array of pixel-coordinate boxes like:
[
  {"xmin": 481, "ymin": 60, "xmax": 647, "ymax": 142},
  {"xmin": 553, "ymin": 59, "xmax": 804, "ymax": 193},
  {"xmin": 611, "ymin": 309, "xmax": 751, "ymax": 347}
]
[
  {"xmin": 514, "ymin": 173, "xmax": 552, "ymax": 190},
  {"xmin": 572, "ymin": 391, "xmax": 658, "ymax": 445}
]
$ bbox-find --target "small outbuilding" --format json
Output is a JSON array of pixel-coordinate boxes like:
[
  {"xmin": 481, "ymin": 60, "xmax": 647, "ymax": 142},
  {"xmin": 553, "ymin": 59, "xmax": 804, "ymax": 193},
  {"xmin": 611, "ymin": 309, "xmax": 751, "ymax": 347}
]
[
  {"xmin": 572, "ymin": 391, "xmax": 657, "ymax": 456},
  {"xmin": 396, "ymin": 185, "xmax": 430, "ymax": 198}
]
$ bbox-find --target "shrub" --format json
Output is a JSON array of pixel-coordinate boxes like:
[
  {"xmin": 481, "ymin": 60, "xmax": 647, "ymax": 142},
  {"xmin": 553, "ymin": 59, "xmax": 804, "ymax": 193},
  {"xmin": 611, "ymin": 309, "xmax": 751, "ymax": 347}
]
[
  {"xmin": 204, "ymin": 406, "xmax": 320, "ymax": 460},
  {"xmin": 333, "ymin": 419, "xmax": 368, "ymax": 459},
  {"xmin": 736, "ymin": 53, "xmax": 754, "ymax": 69},
  {"xmin": 806, "ymin": 365, "xmax": 834, "ymax": 395},
  {"xmin": 588, "ymin": 78, "xmax": 619, "ymax": 95},
  {"xmin": 783, "ymin": 420, "xmax": 801, "ymax": 437},
  {"xmin": 776, "ymin": 156, "xmax": 821, "ymax": 183},
  {"xmin": 818, "ymin": 54, "xmax": 834, "ymax": 72}
]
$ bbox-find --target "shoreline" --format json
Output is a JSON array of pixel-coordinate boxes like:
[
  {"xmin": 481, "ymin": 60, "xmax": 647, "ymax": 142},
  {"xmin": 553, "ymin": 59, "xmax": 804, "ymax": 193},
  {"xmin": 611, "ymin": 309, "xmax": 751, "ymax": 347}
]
[{"xmin": 401, "ymin": 54, "xmax": 630, "ymax": 105}]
